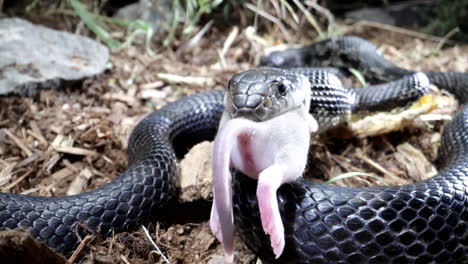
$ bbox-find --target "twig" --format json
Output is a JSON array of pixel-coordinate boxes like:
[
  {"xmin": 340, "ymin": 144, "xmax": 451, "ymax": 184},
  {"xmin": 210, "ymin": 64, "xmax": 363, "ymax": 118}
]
[
  {"xmin": 120, "ymin": 255, "xmax": 131, "ymax": 264},
  {"xmin": 176, "ymin": 20, "xmax": 214, "ymax": 54},
  {"xmin": 53, "ymin": 146, "xmax": 98, "ymax": 156},
  {"xmin": 217, "ymin": 26, "xmax": 239, "ymax": 69},
  {"xmin": 0, "ymin": 162, "xmax": 17, "ymax": 187},
  {"xmin": 220, "ymin": 26, "xmax": 239, "ymax": 60},
  {"xmin": 107, "ymin": 231, "xmax": 115, "ymax": 255},
  {"xmin": 66, "ymin": 235, "xmax": 93, "ymax": 264},
  {"xmin": 355, "ymin": 152, "xmax": 398, "ymax": 179},
  {"xmin": 3, "ymin": 129, "xmax": 32, "ymax": 156},
  {"xmin": 156, "ymin": 73, "xmax": 214, "ymax": 87},
  {"xmin": 331, "ymin": 154, "xmax": 361, "ymax": 172},
  {"xmin": 20, "ymin": 186, "xmax": 42, "ymax": 195},
  {"xmin": 28, "ymin": 121, "xmax": 48, "ymax": 146},
  {"xmin": 142, "ymin": 225, "xmax": 170, "ymax": 264},
  {"xmin": 1, "ymin": 170, "xmax": 33, "ymax": 192}
]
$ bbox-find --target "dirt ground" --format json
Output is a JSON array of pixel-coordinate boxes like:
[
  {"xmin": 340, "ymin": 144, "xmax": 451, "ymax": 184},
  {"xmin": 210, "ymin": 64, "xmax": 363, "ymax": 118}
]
[{"xmin": 1, "ymin": 7, "xmax": 468, "ymax": 264}]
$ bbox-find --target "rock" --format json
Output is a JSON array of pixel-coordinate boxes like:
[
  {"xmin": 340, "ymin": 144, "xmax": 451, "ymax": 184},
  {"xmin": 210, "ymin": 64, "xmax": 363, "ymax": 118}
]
[
  {"xmin": 345, "ymin": 1, "xmax": 432, "ymax": 28},
  {"xmin": 115, "ymin": 0, "xmax": 172, "ymax": 34},
  {"xmin": 179, "ymin": 141, "xmax": 213, "ymax": 202},
  {"xmin": 0, "ymin": 18, "xmax": 109, "ymax": 96}
]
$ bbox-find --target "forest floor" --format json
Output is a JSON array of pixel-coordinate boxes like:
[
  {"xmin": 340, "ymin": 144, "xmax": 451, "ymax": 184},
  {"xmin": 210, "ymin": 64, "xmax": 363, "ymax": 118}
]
[{"xmin": 1, "ymin": 7, "xmax": 468, "ymax": 264}]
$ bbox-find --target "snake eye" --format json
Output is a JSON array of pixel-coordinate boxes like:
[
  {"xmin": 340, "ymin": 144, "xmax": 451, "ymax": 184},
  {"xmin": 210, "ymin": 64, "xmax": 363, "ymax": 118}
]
[{"xmin": 277, "ymin": 82, "xmax": 288, "ymax": 96}]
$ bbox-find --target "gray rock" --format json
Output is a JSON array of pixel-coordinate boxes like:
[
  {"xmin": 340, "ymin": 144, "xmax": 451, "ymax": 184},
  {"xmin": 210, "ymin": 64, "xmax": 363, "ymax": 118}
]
[
  {"xmin": 0, "ymin": 18, "xmax": 109, "ymax": 96},
  {"xmin": 115, "ymin": 0, "xmax": 172, "ymax": 34},
  {"xmin": 345, "ymin": 1, "xmax": 433, "ymax": 28}
]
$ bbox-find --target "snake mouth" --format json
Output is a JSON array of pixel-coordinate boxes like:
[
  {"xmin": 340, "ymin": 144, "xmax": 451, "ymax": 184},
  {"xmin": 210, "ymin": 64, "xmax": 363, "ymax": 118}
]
[
  {"xmin": 232, "ymin": 107, "xmax": 269, "ymax": 122},
  {"xmin": 230, "ymin": 93, "xmax": 273, "ymax": 122}
]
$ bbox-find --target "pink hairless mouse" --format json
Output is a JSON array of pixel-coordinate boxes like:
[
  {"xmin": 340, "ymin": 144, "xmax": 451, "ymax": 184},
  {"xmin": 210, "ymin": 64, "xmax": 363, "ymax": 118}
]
[{"xmin": 210, "ymin": 68, "xmax": 318, "ymax": 262}]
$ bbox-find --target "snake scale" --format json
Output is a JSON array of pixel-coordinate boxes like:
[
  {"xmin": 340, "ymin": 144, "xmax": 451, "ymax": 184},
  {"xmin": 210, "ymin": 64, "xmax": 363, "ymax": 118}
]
[{"xmin": 0, "ymin": 36, "xmax": 467, "ymax": 263}]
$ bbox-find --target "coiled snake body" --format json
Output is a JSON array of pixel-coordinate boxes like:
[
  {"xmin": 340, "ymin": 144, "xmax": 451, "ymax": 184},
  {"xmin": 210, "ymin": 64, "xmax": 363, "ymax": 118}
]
[{"xmin": 1, "ymin": 36, "xmax": 468, "ymax": 263}]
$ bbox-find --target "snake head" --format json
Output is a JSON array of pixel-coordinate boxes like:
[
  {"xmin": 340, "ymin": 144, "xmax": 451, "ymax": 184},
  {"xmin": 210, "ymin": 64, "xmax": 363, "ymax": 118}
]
[{"xmin": 225, "ymin": 67, "xmax": 311, "ymax": 122}]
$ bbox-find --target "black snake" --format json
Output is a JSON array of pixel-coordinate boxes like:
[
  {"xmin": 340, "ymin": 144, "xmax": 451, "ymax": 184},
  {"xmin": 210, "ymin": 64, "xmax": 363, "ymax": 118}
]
[{"xmin": 0, "ymin": 36, "xmax": 467, "ymax": 263}]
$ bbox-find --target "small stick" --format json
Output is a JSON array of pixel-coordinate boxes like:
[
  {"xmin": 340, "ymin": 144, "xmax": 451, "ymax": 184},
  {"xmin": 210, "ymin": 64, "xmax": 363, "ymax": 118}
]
[
  {"xmin": 355, "ymin": 152, "xmax": 399, "ymax": 179},
  {"xmin": 218, "ymin": 26, "xmax": 239, "ymax": 68},
  {"xmin": 176, "ymin": 20, "xmax": 214, "ymax": 54},
  {"xmin": 21, "ymin": 186, "xmax": 42, "ymax": 195},
  {"xmin": 120, "ymin": 255, "xmax": 131, "ymax": 264},
  {"xmin": 53, "ymin": 146, "xmax": 98, "ymax": 156},
  {"xmin": 29, "ymin": 121, "xmax": 48, "ymax": 146},
  {"xmin": 107, "ymin": 231, "xmax": 115, "ymax": 255},
  {"xmin": 1, "ymin": 170, "xmax": 33, "ymax": 192},
  {"xmin": 142, "ymin": 225, "xmax": 170, "ymax": 264},
  {"xmin": 0, "ymin": 162, "xmax": 17, "ymax": 186},
  {"xmin": 156, "ymin": 73, "xmax": 214, "ymax": 87},
  {"xmin": 331, "ymin": 154, "xmax": 363, "ymax": 172},
  {"xmin": 4, "ymin": 129, "xmax": 32, "ymax": 156},
  {"xmin": 66, "ymin": 235, "xmax": 93, "ymax": 264}
]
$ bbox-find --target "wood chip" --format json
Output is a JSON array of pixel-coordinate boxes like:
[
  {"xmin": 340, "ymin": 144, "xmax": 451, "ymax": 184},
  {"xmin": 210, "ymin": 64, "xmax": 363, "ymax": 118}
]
[
  {"xmin": 62, "ymin": 159, "xmax": 82, "ymax": 173},
  {"xmin": 102, "ymin": 93, "xmax": 137, "ymax": 106},
  {"xmin": 50, "ymin": 167, "xmax": 75, "ymax": 181},
  {"xmin": 14, "ymin": 152, "xmax": 40, "ymax": 169},
  {"xmin": 394, "ymin": 143, "xmax": 437, "ymax": 181},
  {"xmin": 156, "ymin": 73, "xmax": 215, "ymax": 87},
  {"xmin": 51, "ymin": 134, "xmax": 65, "ymax": 149},
  {"xmin": 53, "ymin": 146, "xmax": 98, "ymax": 156},
  {"xmin": 66, "ymin": 168, "xmax": 93, "ymax": 195},
  {"xmin": 355, "ymin": 152, "xmax": 397, "ymax": 178},
  {"xmin": 3, "ymin": 129, "xmax": 33, "ymax": 156},
  {"xmin": 43, "ymin": 153, "xmax": 61, "ymax": 173},
  {"xmin": 120, "ymin": 255, "xmax": 131, "ymax": 264},
  {"xmin": 27, "ymin": 130, "xmax": 48, "ymax": 147},
  {"xmin": 21, "ymin": 185, "xmax": 42, "ymax": 195},
  {"xmin": 29, "ymin": 120, "xmax": 48, "ymax": 146},
  {"xmin": 1, "ymin": 170, "xmax": 33, "ymax": 192},
  {"xmin": 102, "ymin": 155, "xmax": 114, "ymax": 165},
  {"xmin": 66, "ymin": 235, "xmax": 94, "ymax": 264},
  {"xmin": 140, "ymin": 80, "xmax": 164, "ymax": 90},
  {"xmin": 0, "ymin": 161, "xmax": 17, "ymax": 186},
  {"xmin": 139, "ymin": 87, "xmax": 171, "ymax": 100}
]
